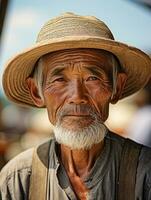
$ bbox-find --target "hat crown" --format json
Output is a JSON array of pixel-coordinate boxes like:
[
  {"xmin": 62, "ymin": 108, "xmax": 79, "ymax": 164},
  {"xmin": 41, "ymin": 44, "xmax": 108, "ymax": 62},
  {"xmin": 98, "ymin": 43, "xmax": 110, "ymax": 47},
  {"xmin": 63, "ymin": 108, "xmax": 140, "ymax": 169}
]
[{"xmin": 36, "ymin": 12, "xmax": 114, "ymax": 43}]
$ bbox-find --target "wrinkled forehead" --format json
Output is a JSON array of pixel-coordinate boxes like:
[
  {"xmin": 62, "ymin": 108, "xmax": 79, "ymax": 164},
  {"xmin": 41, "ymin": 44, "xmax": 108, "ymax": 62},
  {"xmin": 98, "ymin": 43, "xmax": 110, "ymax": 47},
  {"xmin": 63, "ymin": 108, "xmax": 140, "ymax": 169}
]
[{"xmin": 42, "ymin": 48, "xmax": 115, "ymax": 75}]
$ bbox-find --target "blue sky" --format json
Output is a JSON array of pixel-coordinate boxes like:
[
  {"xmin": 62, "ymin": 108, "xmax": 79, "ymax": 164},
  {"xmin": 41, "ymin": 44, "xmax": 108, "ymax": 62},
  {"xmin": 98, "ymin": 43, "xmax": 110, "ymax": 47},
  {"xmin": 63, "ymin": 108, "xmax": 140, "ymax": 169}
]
[{"xmin": 0, "ymin": 0, "xmax": 151, "ymax": 94}]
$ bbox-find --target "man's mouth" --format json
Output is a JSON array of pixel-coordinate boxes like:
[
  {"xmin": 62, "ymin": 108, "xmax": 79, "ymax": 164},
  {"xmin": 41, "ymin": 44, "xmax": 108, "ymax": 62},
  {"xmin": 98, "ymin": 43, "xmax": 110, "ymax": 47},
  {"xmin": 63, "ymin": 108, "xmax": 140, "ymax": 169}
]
[
  {"xmin": 61, "ymin": 114, "xmax": 94, "ymax": 124},
  {"xmin": 63, "ymin": 114, "xmax": 92, "ymax": 118},
  {"xmin": 59, "ymin": 114, "xmax": 94, "ymax": 129}
]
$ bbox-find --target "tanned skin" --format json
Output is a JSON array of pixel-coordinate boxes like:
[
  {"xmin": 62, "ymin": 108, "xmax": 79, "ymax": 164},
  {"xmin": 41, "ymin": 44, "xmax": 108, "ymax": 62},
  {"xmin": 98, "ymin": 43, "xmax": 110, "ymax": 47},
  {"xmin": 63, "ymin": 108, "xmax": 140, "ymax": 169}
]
[{"xmin": 27, "ymin": 49, "xmax": 127, "ymax": 200}]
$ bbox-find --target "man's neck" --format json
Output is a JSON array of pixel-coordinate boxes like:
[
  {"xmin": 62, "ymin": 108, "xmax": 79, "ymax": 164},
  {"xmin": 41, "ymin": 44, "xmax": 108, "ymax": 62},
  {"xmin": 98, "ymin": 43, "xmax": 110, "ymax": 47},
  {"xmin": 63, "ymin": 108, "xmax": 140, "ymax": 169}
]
[{"xmin": 60, "ymin": 141, "xmax": 104, "ymax": 179}]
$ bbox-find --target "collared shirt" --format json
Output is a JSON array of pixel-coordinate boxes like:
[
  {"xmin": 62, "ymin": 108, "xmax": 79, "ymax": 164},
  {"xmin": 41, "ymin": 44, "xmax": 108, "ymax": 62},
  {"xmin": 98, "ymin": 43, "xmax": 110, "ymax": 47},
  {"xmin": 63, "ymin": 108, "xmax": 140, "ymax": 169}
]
[{"xmin": 1, "ymin": 131, "xmax": 151, "ymax": 200}]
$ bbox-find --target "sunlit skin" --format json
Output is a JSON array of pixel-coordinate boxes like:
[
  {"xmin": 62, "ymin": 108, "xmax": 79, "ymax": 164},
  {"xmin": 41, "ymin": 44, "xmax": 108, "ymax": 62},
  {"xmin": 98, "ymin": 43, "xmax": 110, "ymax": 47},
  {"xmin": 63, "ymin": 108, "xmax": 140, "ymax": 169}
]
[
  {"xmin": 43, "ymin": 50, "xmax": 113, "ymax": 127},
  {"xmin": 27, "ymin": 49, "xmax": 127, "ymax": 200}
]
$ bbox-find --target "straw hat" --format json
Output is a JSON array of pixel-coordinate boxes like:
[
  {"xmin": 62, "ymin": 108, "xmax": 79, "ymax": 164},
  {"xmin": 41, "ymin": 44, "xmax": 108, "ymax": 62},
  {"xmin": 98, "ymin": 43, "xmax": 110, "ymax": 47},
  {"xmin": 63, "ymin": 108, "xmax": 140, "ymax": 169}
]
[{"xmin": 3, "ymin": 12, "xmax": 151, "ymax": 107}]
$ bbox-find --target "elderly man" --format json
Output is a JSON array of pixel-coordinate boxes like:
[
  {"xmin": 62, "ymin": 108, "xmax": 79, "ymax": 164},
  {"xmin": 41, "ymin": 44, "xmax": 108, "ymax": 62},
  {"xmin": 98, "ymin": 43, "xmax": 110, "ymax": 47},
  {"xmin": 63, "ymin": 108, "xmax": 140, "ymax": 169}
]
[{"xmin": 1, "ymin": 12, "xmax": 151, "ymax": 200}]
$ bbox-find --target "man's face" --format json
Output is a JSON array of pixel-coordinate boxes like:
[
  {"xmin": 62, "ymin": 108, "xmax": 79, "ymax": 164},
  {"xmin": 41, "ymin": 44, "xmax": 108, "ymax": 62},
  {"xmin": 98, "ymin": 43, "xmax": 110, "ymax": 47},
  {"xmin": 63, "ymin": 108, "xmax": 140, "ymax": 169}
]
[{"xmin": 42, "ymin": 49, "xmax": 113, "ymax": 131}]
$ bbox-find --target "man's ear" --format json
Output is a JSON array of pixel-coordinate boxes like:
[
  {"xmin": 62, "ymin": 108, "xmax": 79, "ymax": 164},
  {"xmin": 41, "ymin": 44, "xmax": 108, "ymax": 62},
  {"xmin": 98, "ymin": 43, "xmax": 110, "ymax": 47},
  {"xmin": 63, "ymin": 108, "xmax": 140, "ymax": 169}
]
[
  {"xmin": 26, "ymin": 77, "xmax": 45, "ymax": 107},
  {"xmin": 110, "ymin": 73, "xmax": 127, "ymax": 104}
]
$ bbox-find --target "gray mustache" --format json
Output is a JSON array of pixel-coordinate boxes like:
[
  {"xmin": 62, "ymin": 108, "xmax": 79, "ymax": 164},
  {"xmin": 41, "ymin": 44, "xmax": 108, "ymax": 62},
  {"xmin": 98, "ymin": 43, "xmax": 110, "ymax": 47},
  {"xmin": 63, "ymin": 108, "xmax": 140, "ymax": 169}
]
[{"xmin": 57, "ymin": 105, "xmax": 100, "ymax": 120}]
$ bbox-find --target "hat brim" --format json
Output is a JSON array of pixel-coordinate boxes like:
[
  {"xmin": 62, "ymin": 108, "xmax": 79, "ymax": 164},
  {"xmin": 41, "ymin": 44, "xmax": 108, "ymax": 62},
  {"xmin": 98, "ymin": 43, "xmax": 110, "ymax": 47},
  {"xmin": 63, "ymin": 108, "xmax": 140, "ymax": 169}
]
[{"xmin": 3, "ymin": 36, "xmax": 151, "ymax": 107}]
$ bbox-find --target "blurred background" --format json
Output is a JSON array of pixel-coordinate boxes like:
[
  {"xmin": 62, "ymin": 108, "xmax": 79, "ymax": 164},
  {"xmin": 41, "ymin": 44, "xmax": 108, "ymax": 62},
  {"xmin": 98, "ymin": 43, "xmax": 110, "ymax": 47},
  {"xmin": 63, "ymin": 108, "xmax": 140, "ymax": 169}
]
[{"xmin": 0, "ymin": 0, "xmax": 151, "ymax": 169}]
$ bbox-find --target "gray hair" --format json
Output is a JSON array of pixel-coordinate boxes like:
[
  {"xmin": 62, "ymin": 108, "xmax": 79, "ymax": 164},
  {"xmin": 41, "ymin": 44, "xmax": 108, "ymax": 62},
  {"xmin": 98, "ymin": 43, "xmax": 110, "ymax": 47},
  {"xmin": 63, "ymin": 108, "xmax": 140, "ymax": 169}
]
[{"xmin": 33, "ymin": 52, "xmax": 121, "ymax": 100}]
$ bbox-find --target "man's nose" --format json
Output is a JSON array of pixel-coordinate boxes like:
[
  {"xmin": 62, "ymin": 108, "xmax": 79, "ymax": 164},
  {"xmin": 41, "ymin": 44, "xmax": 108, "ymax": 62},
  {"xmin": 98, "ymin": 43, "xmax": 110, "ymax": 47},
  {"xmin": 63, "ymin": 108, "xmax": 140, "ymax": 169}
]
[{"xmin": 67, "ymin": 81, "xmax": 88, "ymax": 105}]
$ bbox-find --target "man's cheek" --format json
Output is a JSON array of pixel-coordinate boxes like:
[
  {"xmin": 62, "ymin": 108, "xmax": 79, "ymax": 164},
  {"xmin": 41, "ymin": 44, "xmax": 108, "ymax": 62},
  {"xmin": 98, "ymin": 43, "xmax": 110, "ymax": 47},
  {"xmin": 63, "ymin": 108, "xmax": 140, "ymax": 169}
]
[
  {"xmin": 44, "ymin": 99, "xmax": 57, "ymax": 125},
  {"xmin": 98, "ymin": 102, "xmax": 110, "ymax": 121}
]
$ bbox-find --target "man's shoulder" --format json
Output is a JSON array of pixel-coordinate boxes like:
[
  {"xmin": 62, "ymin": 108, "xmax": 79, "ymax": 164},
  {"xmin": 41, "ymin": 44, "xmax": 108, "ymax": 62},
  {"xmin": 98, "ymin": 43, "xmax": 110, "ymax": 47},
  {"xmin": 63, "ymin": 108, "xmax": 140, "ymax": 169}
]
[
  {"xmin": 108, "ymin": 131, "xmax": 151, "ymax": 165},
  {"xmin": 106, "ymin": 131, "xmax": 125, "ymax": 147},
  {"xmin": 0, "ymin": 138, "xmax": 54, "ymax": 186},
  {"xmin": 107, "ymin": 130, "xmax": 151, "ymax": 156},
  {"xmin": 0, "ymin": 147, "xmax": 34, "ymax": 186}
]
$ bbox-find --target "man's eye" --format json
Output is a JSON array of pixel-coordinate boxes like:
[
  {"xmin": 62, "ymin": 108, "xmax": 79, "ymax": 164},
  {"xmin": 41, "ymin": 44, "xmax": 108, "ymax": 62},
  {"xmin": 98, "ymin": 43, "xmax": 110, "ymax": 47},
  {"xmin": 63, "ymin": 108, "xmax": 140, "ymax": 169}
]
[
  {"xmin": 53, "ymin": 78, "xmax": 64, "ymax": 82},
  {"xmin": 87, "ymin": 76, "xmax": 99, "ymax": 81}
]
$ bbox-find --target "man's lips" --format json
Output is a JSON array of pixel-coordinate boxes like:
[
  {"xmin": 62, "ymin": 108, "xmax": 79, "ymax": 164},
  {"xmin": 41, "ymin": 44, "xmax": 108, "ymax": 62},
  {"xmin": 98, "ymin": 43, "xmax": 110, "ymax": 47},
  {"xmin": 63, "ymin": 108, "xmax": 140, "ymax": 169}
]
[{"xmin": 62, "ymin": 114, "xmax": 92, "ymax": 118}]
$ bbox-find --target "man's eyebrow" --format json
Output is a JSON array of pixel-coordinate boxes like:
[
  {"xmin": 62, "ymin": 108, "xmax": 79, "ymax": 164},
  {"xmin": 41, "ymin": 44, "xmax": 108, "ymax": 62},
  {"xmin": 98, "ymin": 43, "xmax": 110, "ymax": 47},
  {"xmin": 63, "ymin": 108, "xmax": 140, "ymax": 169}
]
[
  {"xmin": 85, "ymin": 66, "xmax": 106, "ymax": 77},
  {"xmin": 49, "ymin": 66, "xmax": 65, "ymax": 77}
]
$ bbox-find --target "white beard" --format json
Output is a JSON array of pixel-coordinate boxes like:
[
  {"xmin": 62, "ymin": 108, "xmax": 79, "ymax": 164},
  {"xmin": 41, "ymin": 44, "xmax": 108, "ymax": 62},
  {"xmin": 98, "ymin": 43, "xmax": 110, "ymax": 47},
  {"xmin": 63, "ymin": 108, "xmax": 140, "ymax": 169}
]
[
  {"xmin": 53, "ymin": 121, "xmax": 107, "ymax": 150},
  {"xmin": 53, "ymin": 104, "xmax": 108, "ymax": 150}
]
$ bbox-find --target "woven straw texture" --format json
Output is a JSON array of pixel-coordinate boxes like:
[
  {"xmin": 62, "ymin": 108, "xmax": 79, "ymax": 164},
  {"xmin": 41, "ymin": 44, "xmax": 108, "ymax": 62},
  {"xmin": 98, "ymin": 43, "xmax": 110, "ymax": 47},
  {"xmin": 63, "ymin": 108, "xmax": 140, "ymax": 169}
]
[{"xmin": 2, "ymin": 12, "xmax": 151, "ymax": 107}]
